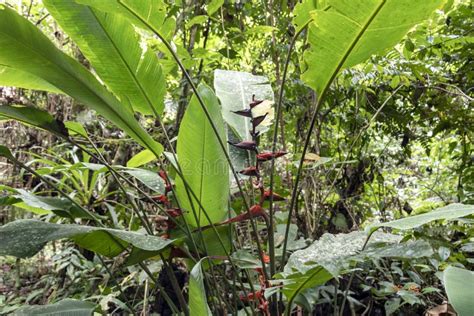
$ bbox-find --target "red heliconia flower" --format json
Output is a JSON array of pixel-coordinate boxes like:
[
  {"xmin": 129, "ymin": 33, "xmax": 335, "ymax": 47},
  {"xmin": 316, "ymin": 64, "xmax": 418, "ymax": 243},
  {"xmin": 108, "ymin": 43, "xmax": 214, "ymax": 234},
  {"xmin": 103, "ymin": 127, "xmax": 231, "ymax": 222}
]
[
  {"xmin": 256, "ymin": 150, "xmax": 287, "ymax": 162},
  {"xmin": 262, "ymin": 252, "xmax": 270, "ymax": 264},
  {"xmin": 166, "ymin": 208, "xmax": 183, "ymax": 218},
  {"xmin": 239, "ymin": 166, "xmax": 260, "ymax": 177},
  {"xmin": 263, "ymin": 190, "xmax": 286, "ymax": 201},
  {"xmin": 249, "ymin": 204, "xmax": 265, "ymax": 216},
  {"xmin": 158, "ymin": 170, "xmax": 173, "ymax": 193},
  {"xmin": 249, "ymin": 99, "xmax": 264, "ymax": 108},
  {"xmin": 240, "ymin": 290, "xmax": 263, "ymax": 302},
  {"xmin": 158, "ymin": 170, "xmax": 167, "ymax": 181},
  {"xmin": 219, "ymin": 204, "xmax": 266, "ymax": 225},
  {"xmin": 228, "ymin": 140, "xmax": 257, "ymax": 151},
  {"xmin": 151, "ymin": 194, "xmax": 169, "ymax": 205},
  {"xmin": 232, "ymin": 109, "xmax": 252, "ymax": 117},
  {"xmin": 252, "ymin": 114, "xmax": 267, "ymax": 128}
]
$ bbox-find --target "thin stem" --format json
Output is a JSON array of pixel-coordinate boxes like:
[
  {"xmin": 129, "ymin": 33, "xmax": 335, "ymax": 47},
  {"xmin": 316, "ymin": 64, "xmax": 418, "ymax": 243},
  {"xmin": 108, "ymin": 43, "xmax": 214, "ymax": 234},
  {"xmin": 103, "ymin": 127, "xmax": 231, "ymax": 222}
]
[
  {"xmin": 269, "ymin": 22, "xmax": 310, "ymax": 275},
  {"xmin": 117, "ymin": 1, "xmax": 269, "ymax": 277},
  {"xmin": 280, "ymin": 0, "xmax": 387, "ymax": 267}
]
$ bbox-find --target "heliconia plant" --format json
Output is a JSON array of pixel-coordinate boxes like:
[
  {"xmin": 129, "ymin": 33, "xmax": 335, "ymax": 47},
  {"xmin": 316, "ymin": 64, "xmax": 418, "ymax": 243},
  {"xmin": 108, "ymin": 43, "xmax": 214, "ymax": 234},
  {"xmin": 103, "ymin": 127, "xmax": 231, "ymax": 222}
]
[{"xmin": 0, "ymin": 0, "xmax": 468, "ymax": 315}]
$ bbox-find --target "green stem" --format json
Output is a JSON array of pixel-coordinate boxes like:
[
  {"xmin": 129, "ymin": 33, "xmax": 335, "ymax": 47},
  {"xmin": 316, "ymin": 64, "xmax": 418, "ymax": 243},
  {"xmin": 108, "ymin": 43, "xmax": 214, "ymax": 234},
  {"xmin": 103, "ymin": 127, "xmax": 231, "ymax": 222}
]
[
  {"xmin": 280, "ymin": 0, "xmax": 387, "ymax": 267},
  {"xmin": 117, "ymin": 1, "xmax": 269, "ymax": 277}
]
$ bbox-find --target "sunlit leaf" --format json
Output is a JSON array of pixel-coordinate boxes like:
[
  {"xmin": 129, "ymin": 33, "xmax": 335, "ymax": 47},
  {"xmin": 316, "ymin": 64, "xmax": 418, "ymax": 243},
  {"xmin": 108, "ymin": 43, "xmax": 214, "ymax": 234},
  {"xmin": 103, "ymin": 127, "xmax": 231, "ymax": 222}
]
[
  {"xmin": 443, "ymin": 266, "xmax": 474, "ymax": 316},
  {"xmin": 189, "ymin": 259, "xmax": 212, "ymax": 316},
  {"xmin": 301, "ymin": 0, "xmax": 445, "ymax": 94},
  {"xmin": 44, "ymin": 0, "xmax": 166, "ymax": 115},
  {"xmin": 175, "ymin": 84, "xmax": 229, "ymax": 227},
  {"xmin": 76, "ymin": 0, "xmax": 175, "ymax": 41},
  {"xmin": 0, "ymin": 5, "xmax": 163, "ymax": 156},
  {"xmin": 0, "ymin": 65, "xmax": 63, "ymax": 94},
  {"xmin": 126, "ymin": 149, "xmax": 157, "ymax": 168},
  {"xmin": 214, "ymin": 69, "xmax": 274, "ymax": 140}
]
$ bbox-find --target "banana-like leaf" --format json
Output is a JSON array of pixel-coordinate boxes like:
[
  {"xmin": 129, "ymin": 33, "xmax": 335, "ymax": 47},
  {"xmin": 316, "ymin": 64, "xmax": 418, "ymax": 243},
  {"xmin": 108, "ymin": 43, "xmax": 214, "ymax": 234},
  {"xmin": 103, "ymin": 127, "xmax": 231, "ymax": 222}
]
[
  {"xmin": 76, "ymin": 0, "xmax": 175, "ymax": 41},
  {"xmin": 175, "ymin": 84, "xmax": 229, "ymax": 227},
  {"xmin": 0, "ymin": 219, "xmax": 174, "ymax": 258},
  {"xmin": 126, "ymin": 149, "xmax": 156, "ymax": 168},
  {"xmin": 443, "ymin": 266, "xmax": 474, "ymax": 316},
  {"xmin": 44, "ymin": 0, "xmax": 165, "ymax": 115},
  {"xmin": 0, "ymin": 66, "xmax": 63, "ymax": 94},
  {"xmin": 369, "ymin": 203, "xmax": 474, "ymax": 232},
  {"xmin": 0, "ymin": 105, "xmax": 68, "ymax": 137},
  {"xmin": 0, "ymin": 5, "xmax": 162, "ymax": 156},
  {"xmin": 214, "ymin": 69, "xmax": 274, "ymax": 141},
  {"xmin": 301, "ymin": 0, "xmax": 445, "ymax": 94},
  {"xmin": 13, "ymin": 299, "xmax": 96, "ymax": 316},
  {"xmin": 293, "ymin": 0, "xmax": 327, "ymax": 33},
  {"xmin": 189, "ymin": 259, "xmax": 212, "ymax": 316}
]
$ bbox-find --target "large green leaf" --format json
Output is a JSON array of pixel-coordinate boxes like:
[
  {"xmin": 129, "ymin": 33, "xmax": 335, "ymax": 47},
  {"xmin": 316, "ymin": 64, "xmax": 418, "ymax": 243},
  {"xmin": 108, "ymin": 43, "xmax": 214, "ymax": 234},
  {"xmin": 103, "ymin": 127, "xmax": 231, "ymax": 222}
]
[
  {"xmin": 8, "ymin": 188, "xmax": 95, "ymax": 219},
  {"xmin": 284, "ymin": 231, "xmax": 432, "ymax": 277},
  {"xmin": 301, "ymin": 0, "xmax": 445, "ymax": 94},
  {"xmin": 0, "ymin": 5, "xmax": 162, "ymax": 156},
  {"xmin": 76, "ymin": 0, "xmax": 175, "ymax": 41},
  {"xmin": 369, "ymin": 203, "xmax": 474, "ymax": 232},
  {"xmin": 175, "ymin": 84, "xmax": 229, "ymax": 227},
  {"xmin": 0, "ymin": 105, "xmax": 68, "ymax": 137},
  {"xmin": 13, "ymin": 299, "xmax": 96, "ymax": 316},
  {"xmin": 280, "ymin": 231, "xmax": 434, "ymax": 313},
  {"xmin": 293, "ymin": 0, "xmax": 327, "ymax": 33},
  {"xmin": 214, "ymin": 69, "xmax": 274, "ymax": 141},
  {"xmin": 189, "ymin": 259, "xmax": 212, "ymax": 316},
  {"xmin": 443, "ymin": 266, "xmax": 474, "ymax": 316},
  {"xmin": 44, "ymin": 0, "xmax": 165, "ymax": 115},
  {"xmin": 0, "ymin": 219, "xmax": 174, "ymax": 258},
  {"xmin": 0, "ymin": 65, "xmax": 63, "ymax": 94}
]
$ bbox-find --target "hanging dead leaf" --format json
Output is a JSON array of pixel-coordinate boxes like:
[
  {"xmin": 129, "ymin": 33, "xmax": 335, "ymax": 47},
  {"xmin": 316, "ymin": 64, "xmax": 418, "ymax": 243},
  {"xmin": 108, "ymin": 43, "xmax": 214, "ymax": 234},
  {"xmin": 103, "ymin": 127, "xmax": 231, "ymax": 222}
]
[
  {"xmin": 304, "ymin": 153, "xmax": 320, "ymax": 162},
  {"xmin": 424, "ymin": 302, "xmax": 457, "ymax": 316}
]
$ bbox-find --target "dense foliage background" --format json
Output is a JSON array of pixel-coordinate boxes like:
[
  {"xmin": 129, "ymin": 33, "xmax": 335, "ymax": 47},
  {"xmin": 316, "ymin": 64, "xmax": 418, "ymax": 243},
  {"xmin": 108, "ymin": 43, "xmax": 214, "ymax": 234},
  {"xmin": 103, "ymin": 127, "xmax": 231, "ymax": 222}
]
[{"xmin": 0, "ymin": 0, "xmax": 472, "ymax": 315}]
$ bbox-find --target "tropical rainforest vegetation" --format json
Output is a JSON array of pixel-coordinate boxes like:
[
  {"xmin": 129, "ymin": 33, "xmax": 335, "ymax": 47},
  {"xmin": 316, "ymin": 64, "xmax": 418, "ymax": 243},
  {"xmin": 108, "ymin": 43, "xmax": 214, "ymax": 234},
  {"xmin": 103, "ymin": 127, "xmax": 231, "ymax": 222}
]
[{"xmin": 0, "ymin": 0, "xmax": 473, "ymax": 315}]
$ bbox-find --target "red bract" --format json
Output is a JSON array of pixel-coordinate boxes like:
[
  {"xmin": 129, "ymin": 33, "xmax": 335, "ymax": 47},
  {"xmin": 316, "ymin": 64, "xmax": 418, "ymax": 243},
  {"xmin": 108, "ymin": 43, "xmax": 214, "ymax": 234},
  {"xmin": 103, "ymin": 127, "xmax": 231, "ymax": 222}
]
[
  {"xmin": 256, "ymin": 150, "xmax": 287, "ymax": 162},
  {"xmin": 228, "ymin": 140, "xmax": 257, "ymax": 151},
  {"xmin": 239, "ymin": 166, "xmax": 260, "ymax": 177},
  {"xmin": 240, "ymin": 290, "xmax": 263, "ymax": 301},
  {"xmin": 221, "ymin": 204, "xmax": 266, "ymax": 225},
  {"xmin": 252, "ymin": 114, "xmax": 267, "ymax": 128},
  {"xmin": 249, "ymin": 99, "xmax": 264, "ymax": 108},
  {"xmin": 165, "ymin": 208, "xmax": 183, "ymax": 218},
  {"xmin": 151, "ymin": 194, "xmax": 169, "ymax": 205},
  {"xmin": 263, "ymin": 190, "xmax": 286, "ymax": 201},
  {"xmin": 158, "ymin": 170, "xmax": 173, "ymax": 193},
  {"xmin": 232, "ymin": 109, "xmax": 252, "ymax": 117},
  {"xmin": 158, "ymin": 170, "xmax": 168, "ymax": 181}
]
